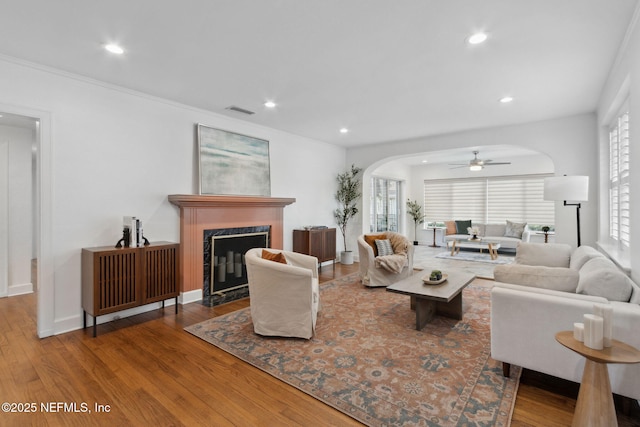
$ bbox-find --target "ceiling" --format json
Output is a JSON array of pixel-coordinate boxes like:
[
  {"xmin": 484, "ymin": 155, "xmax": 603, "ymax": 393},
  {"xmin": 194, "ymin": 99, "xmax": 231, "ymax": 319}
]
[{"xmin": 0, "ymin": 0, "xmax": 637, "ymax": 148}]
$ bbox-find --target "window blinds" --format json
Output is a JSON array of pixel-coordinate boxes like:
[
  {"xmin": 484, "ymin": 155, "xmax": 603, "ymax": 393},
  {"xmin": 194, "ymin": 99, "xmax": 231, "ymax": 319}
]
[
  {"xmin": 609, "ymin": 107, "xmax": 630, "ymax": 247},
  {"xmin": 423, "ymin": 175, "xmax": 554, "ymax": 225}
]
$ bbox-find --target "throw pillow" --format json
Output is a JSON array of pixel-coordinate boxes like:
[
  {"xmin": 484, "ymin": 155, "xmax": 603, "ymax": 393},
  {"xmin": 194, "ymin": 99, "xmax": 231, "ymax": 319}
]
[
  {"xmin": 375, "ymin": 239, "xmax": 394, "ymax": 257},
  {"xmin": 261, "ymin": 249, "xmax": 287, "ymax": 264},
  {"xmin": 504, "ymin": 220, "xmax": 527, "ymax": 238},
  {"xmin": 444, "ymin": 221, "xmax": 457, "ymax": 235},
  {"xmin": 576, "ymin": 257, "xmax": 633, "ymax": 302},
  {"xmin": 364, "ymin": 234, "xmax": 386, "ymax": 256},
  {"xmin": 569, "ymin": 245, "xmax": 605, "ymax": 270},
  {"xmin": 455, "ymin": 220, "xmax": 472, "ymax": 234}
]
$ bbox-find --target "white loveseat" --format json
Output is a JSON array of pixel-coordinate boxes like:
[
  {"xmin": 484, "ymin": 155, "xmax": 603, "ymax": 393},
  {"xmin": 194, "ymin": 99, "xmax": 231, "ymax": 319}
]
[
  {"xmin": 491, "ymin": 243, "xmax": 640, "ymax": 400},
  {"xmin": 444, "ymin": 221, "xmax": 531, "ymax": 250}
]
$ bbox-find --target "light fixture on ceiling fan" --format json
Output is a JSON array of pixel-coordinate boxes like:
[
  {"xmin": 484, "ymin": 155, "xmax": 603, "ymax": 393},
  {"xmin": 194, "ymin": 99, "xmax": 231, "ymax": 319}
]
[{"xmin": 449, "ymin": 150, "xmax": 512, "ymax": 171}]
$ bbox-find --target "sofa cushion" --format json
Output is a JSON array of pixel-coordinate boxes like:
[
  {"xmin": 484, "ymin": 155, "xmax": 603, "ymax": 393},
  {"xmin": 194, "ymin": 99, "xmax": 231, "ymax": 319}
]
[
  {"xmin": 444, "ymin": 220, "xmax": 457, "ymax": 235},
  {"xmin": 515, "ymin": 242, "xmax": 571, "ymax": 267},
  {"xmin": 629, "ymin": 281, "xmax": 640, "ymax": 304},
  {"xmin": 569, "ymin": 245, "xmax": 605, "ymax": 270},
  {"xmin": 576, "ymin": 257, "xmax": 633, "ymax": 302},
  {"xmin": 375, "ymin": 239, "xmax": 394, "ymax": 256},
  {"xmin": 484, "ymin": 223, "xmax": 506, "ymax": 237},
  {"xmin": 494, "ymin": 264, "xmax": 579, "ymax": 292},
  {"xmin": 504, "ymin": 220, "xmax": 527, "ymax": 238},
  {"xmin": 455, "ymin": 220, "xmax": 472, "ymax": 234}
]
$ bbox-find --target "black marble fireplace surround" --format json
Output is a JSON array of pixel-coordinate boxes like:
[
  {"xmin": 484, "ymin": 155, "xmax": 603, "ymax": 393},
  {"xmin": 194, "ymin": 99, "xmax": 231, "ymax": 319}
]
[{"xmin": 202, "ymin": 225, "xmax": 270, "ymax": 306}]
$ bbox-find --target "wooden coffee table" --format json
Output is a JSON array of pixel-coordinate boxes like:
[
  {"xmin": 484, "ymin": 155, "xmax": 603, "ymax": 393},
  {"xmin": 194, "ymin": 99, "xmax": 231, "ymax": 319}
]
[
  {"xmin": 386, "ymin": 270, "xmax": 476, "ymax": 330},
  {"xmin": 450, "ymin": 238, "xmax": 501, "ymax": 260}
]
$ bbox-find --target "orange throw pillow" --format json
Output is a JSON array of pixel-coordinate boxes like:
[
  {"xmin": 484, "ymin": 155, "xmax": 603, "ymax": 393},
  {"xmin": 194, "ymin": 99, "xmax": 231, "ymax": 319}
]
[
  {"xmin": 445, "ymin": 221, "xmax": 457, "ymax": 235},
  {"xmin": 261, "ymin": 250, "xmax": 287, "ymax": 264},
  {"xmin": 364, "ymin": 234, "xmax": 386, "ymax": 256}
]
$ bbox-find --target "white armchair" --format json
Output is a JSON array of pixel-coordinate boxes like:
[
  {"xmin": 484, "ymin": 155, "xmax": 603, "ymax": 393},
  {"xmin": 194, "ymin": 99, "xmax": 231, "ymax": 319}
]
[
  {"xmin": 357, "ymin": 232, "xmax": 414, "ymax": 288},
  {"xmin": 245, "ymin": 248, "xmax": 320, "ymax": 339}
]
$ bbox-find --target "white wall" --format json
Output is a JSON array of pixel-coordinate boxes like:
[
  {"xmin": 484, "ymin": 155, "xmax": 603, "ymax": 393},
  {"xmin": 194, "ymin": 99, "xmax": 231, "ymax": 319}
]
[
  {"xmin": 0, "ymin": 57, "xmax": 346, "ymax": 335},
  {"xmin": 347, "ymin": 113, "xmax": 598, "ymax": 252},
  {"xmin": 596, "ymin": 5, "xmax": 640, "ymax": 281},
  {"xmin": 0, "ymin": 141, "xmax": 7, "ymax": 297},
  {"xmin": 1, "ymin": 125, "xmax": 34, "ymax": 296}
]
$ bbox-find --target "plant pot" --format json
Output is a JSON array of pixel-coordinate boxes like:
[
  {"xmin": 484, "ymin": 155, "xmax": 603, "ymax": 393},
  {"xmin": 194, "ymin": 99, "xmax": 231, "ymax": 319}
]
[{"xmin": 340, "ymin": 251, "xmax": 354, "ymax": 265}]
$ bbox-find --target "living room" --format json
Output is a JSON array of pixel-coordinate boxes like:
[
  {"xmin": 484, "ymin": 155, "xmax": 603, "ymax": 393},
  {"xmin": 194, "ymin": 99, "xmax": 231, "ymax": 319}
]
[{"xmin": 0, "ymin": 1, "xmax": 639, "ymax": 425}]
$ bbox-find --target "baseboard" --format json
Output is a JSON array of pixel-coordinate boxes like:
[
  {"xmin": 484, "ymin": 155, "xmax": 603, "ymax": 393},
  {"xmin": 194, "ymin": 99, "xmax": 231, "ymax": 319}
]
[
  {"xmin": 8, "ymin": 282, "xmax": 33, "ymax": 296},
  {"xmin": 180, "ymin": 288, "xmax": 203, "ymax": 305}
]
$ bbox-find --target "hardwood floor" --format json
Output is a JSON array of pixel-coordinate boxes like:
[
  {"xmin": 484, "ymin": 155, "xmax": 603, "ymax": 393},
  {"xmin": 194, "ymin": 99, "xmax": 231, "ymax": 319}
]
[{"xmin": 1, "ymin": 262, "xmax": 638, "ymax": 426}]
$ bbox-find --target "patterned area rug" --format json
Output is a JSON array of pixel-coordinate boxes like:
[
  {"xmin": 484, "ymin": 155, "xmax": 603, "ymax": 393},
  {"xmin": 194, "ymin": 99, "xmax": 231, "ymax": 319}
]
[{"xmin": 185, "ymin": 274, "xmax": 521, "ymax": 426}]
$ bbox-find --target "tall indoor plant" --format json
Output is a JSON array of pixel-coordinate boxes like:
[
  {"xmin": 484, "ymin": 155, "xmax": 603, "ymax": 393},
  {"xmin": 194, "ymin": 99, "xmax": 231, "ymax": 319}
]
[
  {"xmin": 406, "ymin": 199, "xmax": 425, "ymax": 245},
  {"xmin": 334, "ymin": 164, "xmax": 362, "ymax": 264}
]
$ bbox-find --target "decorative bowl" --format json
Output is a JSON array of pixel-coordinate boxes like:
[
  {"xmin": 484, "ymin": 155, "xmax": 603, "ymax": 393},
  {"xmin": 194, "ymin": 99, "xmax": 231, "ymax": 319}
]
[{"xmin": 423, "ymin": 273, "xmax": 448, "ymax": 285}]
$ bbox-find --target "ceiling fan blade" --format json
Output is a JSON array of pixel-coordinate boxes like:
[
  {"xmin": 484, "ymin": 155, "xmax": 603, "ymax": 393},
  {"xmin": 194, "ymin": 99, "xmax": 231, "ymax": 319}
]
[
  {"xmin": 449, "ymin": 165, "xmax": 469, "ymax": 169},
  {"xmin": 447, "ymin": 163, "xmax": 469, "ymax": 166},
  {"xmin": 484, "ymin": 162, "xmax": 511, "ymax": 166}
]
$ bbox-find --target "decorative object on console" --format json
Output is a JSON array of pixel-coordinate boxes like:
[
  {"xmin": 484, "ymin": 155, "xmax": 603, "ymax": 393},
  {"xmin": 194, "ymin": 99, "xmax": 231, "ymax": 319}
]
[
  {"xmin": 406, "ymin": 199, "xmax": 425, "ymax": 245},
  {"xmin": 544, "ymin": 175, "xmax": 589, "ymax": 246},
  {"xmin": 467, "ymin": 226, "xmax": 480, "ymax": 240},
  {"xmin": 116, "ymin": 216, "xmax": 150, "ymax": 248},
  {"xmin": 197, "ymin": 124, "xmax": 271, "ymax": 197},
  {"xmin": 333, "ymin": 164, "xmax": 362, "ymax": 264}
]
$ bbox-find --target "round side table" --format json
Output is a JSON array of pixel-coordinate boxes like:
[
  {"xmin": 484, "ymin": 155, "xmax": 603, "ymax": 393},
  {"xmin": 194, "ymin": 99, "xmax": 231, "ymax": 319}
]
[{"xmin": 555, "ymin": 331, "xmax": 640, "ymax": 427}]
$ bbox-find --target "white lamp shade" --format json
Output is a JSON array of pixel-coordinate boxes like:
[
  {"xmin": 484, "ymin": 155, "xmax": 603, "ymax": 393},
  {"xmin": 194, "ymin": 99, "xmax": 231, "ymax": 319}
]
[{"xmin": 544, "ymin": 176, "xmax": 589, "ymax": 202}]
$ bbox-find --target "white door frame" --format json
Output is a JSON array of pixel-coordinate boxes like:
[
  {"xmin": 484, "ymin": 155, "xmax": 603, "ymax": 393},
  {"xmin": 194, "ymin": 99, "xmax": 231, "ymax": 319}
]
[{"xmin": 0, "ymin": 103, "xmax": 53, "ymax": 337}]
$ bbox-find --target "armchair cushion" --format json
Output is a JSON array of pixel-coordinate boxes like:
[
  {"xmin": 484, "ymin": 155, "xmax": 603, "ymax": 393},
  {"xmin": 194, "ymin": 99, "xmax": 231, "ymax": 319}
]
[
  {"xmin": 375, "ymin": 239, "xmax": 394, "ymax": 256},
  {"xmin": 261, "ymin": 249, "xmax": 287, "ymax": 264}
]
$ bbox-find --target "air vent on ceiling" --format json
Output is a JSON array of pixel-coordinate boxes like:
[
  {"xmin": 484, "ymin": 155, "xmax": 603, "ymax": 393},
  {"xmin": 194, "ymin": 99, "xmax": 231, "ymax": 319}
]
[{"xmin": 225, "ymin": 105, "xmax": 255, "ymax": 115}]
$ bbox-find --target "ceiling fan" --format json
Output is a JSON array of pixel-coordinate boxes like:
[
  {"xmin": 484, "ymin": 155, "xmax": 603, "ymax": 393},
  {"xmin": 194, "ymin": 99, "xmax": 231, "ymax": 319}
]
[{"xmin": 449, "ymin": 151, "xmax": 512, "ymax": 171}]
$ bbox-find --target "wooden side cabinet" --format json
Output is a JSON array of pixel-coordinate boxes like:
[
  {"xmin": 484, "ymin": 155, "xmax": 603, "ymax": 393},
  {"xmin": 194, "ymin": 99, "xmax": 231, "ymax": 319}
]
[
  {"xmin": 293, "ymin": 228, "xmax": 336, "ymax": 269},
  {"xmin": 82, "ymin": 241, "xmax": 179, "ymax": 337}
]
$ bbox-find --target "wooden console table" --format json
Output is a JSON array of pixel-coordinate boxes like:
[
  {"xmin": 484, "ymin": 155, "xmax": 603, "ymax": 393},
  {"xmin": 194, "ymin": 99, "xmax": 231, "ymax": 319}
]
[
  {"xmin": 82, "ymin": 242, "xmax": 179, "ymax": 337},
  {"xmin": 293, "ymin": 228, "xmax": 336, "ymax": 269},
  {"xmin": 555, "ymin": 331, "xmax": 640, "ymax": 426}
]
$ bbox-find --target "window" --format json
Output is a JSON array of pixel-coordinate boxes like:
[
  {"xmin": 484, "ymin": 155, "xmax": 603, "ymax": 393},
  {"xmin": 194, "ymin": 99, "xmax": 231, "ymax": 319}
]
[
  {"xmin": 370, "ymin": 177, "xmax": 401, "ymax": 232},
  {"xmin": 609, "ymin": 104, "xmax": 630, "ymax": 247},
  {"xmin": 423, "ymin": 175, "xmax": 554, "ymax": 229}
]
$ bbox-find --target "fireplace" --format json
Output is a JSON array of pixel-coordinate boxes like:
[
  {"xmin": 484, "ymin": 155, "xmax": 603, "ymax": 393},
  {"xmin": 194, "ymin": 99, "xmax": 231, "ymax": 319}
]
[
  {"xmin": 168, "ymin": 194, "xmax": 295, "ymax": 304},
  {"xmin": 203, "ymin": 226, "xmax": 270, "ymax": 306}
]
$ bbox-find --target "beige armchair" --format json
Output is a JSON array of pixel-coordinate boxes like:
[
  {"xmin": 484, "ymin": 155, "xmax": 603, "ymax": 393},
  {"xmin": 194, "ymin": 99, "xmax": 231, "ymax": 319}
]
[
  {"xmin": 357, "ymin": 232, "xmax": 414, "ymax": 288},
  {"xmin": 245, "ymin": 248, "xmax": 320, "ymax": 339}
]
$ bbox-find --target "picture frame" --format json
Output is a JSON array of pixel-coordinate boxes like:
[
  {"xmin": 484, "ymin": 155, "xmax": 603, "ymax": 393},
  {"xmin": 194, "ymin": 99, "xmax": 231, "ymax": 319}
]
[{"xmin": 197, "ymin": 124, "xmax": 271, "ymax": 196}]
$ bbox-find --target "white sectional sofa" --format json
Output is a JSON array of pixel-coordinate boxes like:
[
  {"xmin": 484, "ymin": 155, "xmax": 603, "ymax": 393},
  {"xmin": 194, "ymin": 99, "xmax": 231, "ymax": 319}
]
[
  {"xmin": 444, "ymin": 221, "xmax": 531, "ymax": 250},
  {"xmin": 491, "ymin": 243, "xmax": 640, "ymax": 400}
]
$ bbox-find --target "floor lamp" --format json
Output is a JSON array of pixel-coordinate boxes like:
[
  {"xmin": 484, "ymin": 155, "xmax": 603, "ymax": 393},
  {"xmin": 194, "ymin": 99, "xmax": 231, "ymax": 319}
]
[{"xmin": 544, "ymin": 176, "xmax": 589, "ymax": 247}]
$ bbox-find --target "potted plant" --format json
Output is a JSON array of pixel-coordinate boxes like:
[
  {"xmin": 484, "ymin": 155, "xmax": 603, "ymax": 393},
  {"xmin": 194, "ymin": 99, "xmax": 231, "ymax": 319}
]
[
  {"xmin": 406, "ymin": 199, "xmax": 425, "ymax": 245},
  {"xmin": 334, "ymin": 164, "xmax": 362, "ymax": 264}
]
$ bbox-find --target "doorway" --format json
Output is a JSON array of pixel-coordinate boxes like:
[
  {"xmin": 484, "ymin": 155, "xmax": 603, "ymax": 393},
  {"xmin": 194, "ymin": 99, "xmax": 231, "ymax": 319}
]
[{"xmin": 0, "ymin": 105, "xmax": 53, "ymax": 338}]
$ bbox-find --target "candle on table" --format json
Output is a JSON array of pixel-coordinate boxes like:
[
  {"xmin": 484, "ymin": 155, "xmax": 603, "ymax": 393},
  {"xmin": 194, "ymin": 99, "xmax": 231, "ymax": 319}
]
[
  {"xmin": 593, "ymin": 303, "xmax": 613, "ymax": 347},
  {"xmin": 573, "ymin": 322, "xmax": 584, "ymax": 342},
  {"xmin": 583, "ymin": 314, "xmax": 604, "ymax": 350}
]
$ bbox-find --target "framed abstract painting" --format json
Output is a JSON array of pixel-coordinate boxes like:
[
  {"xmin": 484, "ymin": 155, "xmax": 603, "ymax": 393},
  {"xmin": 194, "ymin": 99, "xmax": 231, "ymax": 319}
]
[{"xmin": 197, "ymin": 124, "xmax": 271, "ymax": 196}]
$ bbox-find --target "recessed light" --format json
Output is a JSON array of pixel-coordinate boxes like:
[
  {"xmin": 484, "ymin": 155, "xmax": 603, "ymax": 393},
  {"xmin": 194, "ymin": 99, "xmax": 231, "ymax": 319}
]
[
  {"xmin": 339, "ymin": 128, "xmax": 349, "ymax": 134},
  {"xmin": 104, "ymin": 44, "xmax": 124, "ymax": 54},
  {"xmin": 264, "ymin": 101, "xmax": 276, "ymax": 108},
  {"xmin": 500, "ymin": 96, "xmax": 514, "ymax": 103},
  {"xmin": 467, "ymin": 32, "xmax": 488, "ymax": 45},
  {"xmin": 422, "ymin": 160, "xmax": 428, "ymax": 163}
]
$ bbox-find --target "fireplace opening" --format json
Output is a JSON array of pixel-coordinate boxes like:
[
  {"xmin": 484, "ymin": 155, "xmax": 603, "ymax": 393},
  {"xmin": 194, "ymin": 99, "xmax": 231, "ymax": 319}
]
[{"xmin": 203, "ymin": 225, "xmax": 270, "ymax": 306}]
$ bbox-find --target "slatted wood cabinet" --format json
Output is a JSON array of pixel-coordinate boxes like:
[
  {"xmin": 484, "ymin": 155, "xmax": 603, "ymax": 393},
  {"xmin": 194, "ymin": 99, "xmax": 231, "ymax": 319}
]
[{"xmin": 82, "ymin": 241, "xmax": 179, "ymax": 336}]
